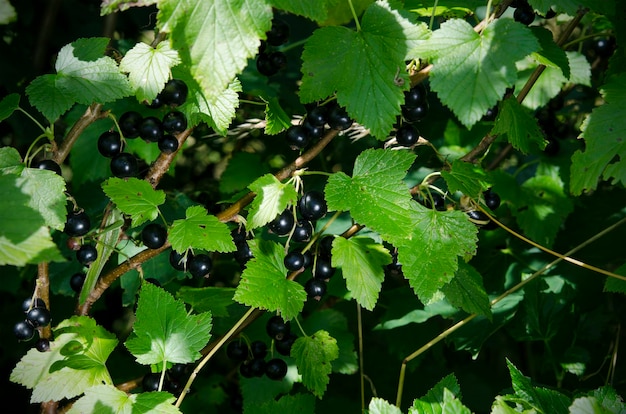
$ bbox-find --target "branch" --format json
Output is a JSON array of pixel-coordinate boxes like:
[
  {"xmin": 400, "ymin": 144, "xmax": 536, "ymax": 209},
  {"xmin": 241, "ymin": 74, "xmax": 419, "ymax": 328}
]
[{"xmin": 53, "ymin": 103, "xmax": 107, "ymax": 165}]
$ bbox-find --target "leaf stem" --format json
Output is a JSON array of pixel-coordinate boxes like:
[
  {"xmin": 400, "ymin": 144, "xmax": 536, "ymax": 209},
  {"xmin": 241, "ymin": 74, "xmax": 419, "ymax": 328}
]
[
  {"xmin": 357, "ymin": 302, "xmax": 366, "ymax": 413},
  {"xmin": 348, "ymin": 0, "xmax": 362, "ymax": 32},
  {"xmin": 17, "ymin": 107, "xmax": 48, "ymax": 133},
  {"xmin": 428, "ymin": 0, "xmax": 439, "ymax": 31}
]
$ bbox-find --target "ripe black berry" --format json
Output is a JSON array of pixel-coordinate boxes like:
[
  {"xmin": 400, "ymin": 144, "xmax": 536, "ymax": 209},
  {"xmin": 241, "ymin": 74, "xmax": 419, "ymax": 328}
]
[
  {"xmin": 141, "ymin": 223, "xmax": 168, "ymax": 249},
  {"xmin": 119, "ymin": 111, "xmax": 142, "ymax": 138},
  {"xmin": 250, "ymin": 340, "xmax": 268, "ymax": 359},
  {"xmin": 395, "ymin": 124, "xmax": 420, "ymax": 147},
  {"xmin": 240, "ymin": 358, "xmax": 266, "ymax": 378},
  {"xmin": 285, "ymin": 125, "xmax": 310, "ymax": 150},
  {"xmin": 265, "ymin": 358, "xmax": 288, "ymax": 380},
  {"xmin": 231, "ymin": 227, "xmax": 248, "ymax": 244},
  {"xmin": 402, "ymin": 102, "xmax": 429, "ymax": 123},
  {"xmin": 305, "ymin": 278, "xmax": 327, "ymax": 300},
  {"xmin": 188, "ymin": 253, "xmax": 212, "ymax": 278},
  {"xmin": 318, "ymin": 235, "xmax": 334, "ymax": 259},
  {"xmin": 514, "ymin": 4, "xmax": 535, "ymax": 25},
  {"xmin": 161, "ymin": 79, "xmax": 188, "ymax": 106},
  {"xmin": 266, "ymin": 18, "xmax": 289, "ymax": 46},
  {"xmin": 35, "ymin": 338, "xmax": 50, "ymax": 352},
  {"xmin": 147, "ymin": 94, "xmax": 164, "ymax": 109},
  {"xmin": 328, "ymin": 105, "xmax": 353, "ymax": 130},
  {"xmin": 592, "ymin": 37, "xmax": 616, "ymax": 58},
  {"xmin": 14, "ymin": 320, "xmax": 35, "ymax": 341},
  {"xmin": 269, "ymin": 209, "xmax": 295, "ymax": 236},
  {"xmin": 162, "ymin": 111, "xmax": 188, "ymax": 134},
  {"xmin": 226, "ymin": 339, "xmax": 249, "ymax": 361},
  {"xmin": 466, "ymin": 210, "xmax": 491, "ymax": 227},
  {"xmin": 158, "ymin": 135, "xmax": 179, "ymax": 153},
  {"xmin": 284, "ymin": 251, "xmax": 305, "ymax": 271},
  {"xmin": 26, "ymin": 307, "xmax": 51, "ymax": 328},
  {"xmin": 275, "ymin": 333, "xmax": 297, "ymax": 356},
  {"xmin": 110, "ymin": 152, "xmax": 138, "ymax": 178},
  {"xmin": 307, "ymin": 105, "xmax": 329, "ymax": 127},
  {"xmin": 314, "ymin": 258, "xmax": 335, "ymax": 280},
  {"xmin": 256, "ymin": 53, "xmax": 279, "ymax": 76},
  {"xmin": 292, "ymin": 220, "xmax": 313, "ymax": 243},
  {"xmin": 64, "ymin": 210, "xmax": 91, "ymax": 237},
  {"xmin": 266, "ymin": 315, "xmax": 291, "ymax": 341},
  {"xmin": 302, "ymin": 118, "xmax": 325, "ymax": 140},
  {"xmin": 298, "ymin": 190, "xmax": 327, "ymax": 221},
  {"xmin": 70, "ymin": 272, "xmax": 86, "ymax": 293},
  {"xmin": 32, "ymin": 159, "xmax": 62, "ymax": 176},
  {"xmin": 139, "ymin": 116, "xmax": 164, "ymax": 143},
  {"xmin": 483, "ymin": 189, "xmax": 501, "ymax": 210},
  {"xmin": 22, "ymin": 297, "xmax": 45, "ymax": 313},
  {"xmin": 234, "ymin": 242, "xmax": 254, "ymax": 266},
  {"xmin": 142, "ymin": 372, "xmax": 161, "ymax": 392},
  {"xmin": 76, "ymin": 244, "xmax": 98, "ymax": 266},
  {"xmin": 169, "ymin": 249, "xmax": 189, "ymax": 271},
  {"xmin": 404, "ymin": 83, "xmax": 427, "ymax": 107},
  {"xmin": 97, "ymin": 131, "xmax": 123, "ymax": 158}
]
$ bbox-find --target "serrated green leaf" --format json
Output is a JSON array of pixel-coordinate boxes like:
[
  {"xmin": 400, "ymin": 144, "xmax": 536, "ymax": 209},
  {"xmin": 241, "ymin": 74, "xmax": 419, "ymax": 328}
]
[
  {"xmin": 0, "ymin": 93, "xmax": 19, "ymax": 121},
  {"xmin": 0, "ymin": 146, "xmax": 23, "ymax": 173},
  {"xmin": 219, "ymin": 152, "xmax": 270, "ymax": 195},
  {"xmin": 319, "ymin": 0, "xmax": 373, "ymax": 26},
  {"xmin": 102, "ymin": 177, "xmax": 166, "ymax": 227},
  {"xmin": 568, "ymin": 396, "xmax": 613, "ymax": 414},
  {"xmin": 590, "ymin": 386, "xmax": 626, "ymax": 412},
  {"xmin": 246, "ymin": 174, "xmax": 298, "ymax": 230},
  {"xmin": 604, "ymin": 264, "xmax": 626, "ymax": 295},
  {"xmin": 411, "ymin": 373, "xmax": 461, "ymax": 413},
  {"xmin": 270, "ymin": 0, "xmax": 334, "ymax": 23},
  {"xmin": 67, "ymin": 384, "xmax": 181, "ymax": 414},
  {"xmin": 21, "ymin": 168, "xmax": 67, "ymax": 230},
  {"xmin": 119, "ymin": 41, "xmax": 181, "ymax": 103},
  {"xmin": 26, "ymin": 75, "xmax": 76, "ymax": 123},
  {"xmin": 491, "ymin": 97, "xmax": 546, "ymax": 154},
  {"xmin": 300, "ymin": 0, "xmax": 428, "ymax": 139},
  {"xmin": 264, "ymin": 96, "xmax": 292, "ymax": 135},
  {"xmin": 100, "ymin": 0, "xmax": 158, "ymax": 15},
  {"xmin": 412, "ymin": 18, "xmax": 539, "ymax": 128},
  {"xmin": 255, "ymin": 394, "xmax": 316, "ymax": 414},
  {"xmin": 177, "ymin": 286, "xmax": 236, "ymax": 317},
  {"xmin": 405, "ymin": 0, "xmax": 484, "ymax": 18},
  {"xmin": 10, "ymin": 316, "xmax": 117, "ymax": 403},
  {"xmin": 529, "ymin": 26, "xmax": 570, "ymax": 78},
  {"xmin": 125, "ymin": 282, "xmax": 212, "ymax": 366},
  {"xmin": 233, "ymin": 240, "xmax": 307, "ymax": 320},
  {"xmin": 325, "ymin": 148, "xmax": 416, "ymax": 240},
  {"xmin": 571, "ymin": 72, "xmax": 626, "ymax": 195},
  {"xmin": 441, "ymin": 159, "xmax": 491, "ymax": 198},
  {"xmin": 292, "ymin": 330, "xmax": 339, "ymax": 398},
  {"xmin": 369, "ymin": 397, "xmax": 403, "ymax": 414},
  {"xmin": 169, "ymin": 205, "xmax": 237, "ymax": 253},
  {"xmin": 442, "ymin": 261, "xmax": 491, "ymax": 319},
  {"xmin": 157, "ymin": 0, "xmax": 272, "ymax": 100},
  {"xmin": 331, "ymin": 236, "xmax": 391, "ymax": 310}
]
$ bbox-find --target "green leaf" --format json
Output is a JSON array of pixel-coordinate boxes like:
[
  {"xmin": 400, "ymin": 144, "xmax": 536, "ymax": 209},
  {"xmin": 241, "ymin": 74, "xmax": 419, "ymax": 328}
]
[
  {"xmin": 529, "ymin": 26, "xmax": 570, "ymax": 78},
  {"xmin": 255, "ymin": 393, "xmax": 316, "ymax": 414},
  {"xmin": 331, "ymin": 236, "xmax": 392, "ymax": 310},
  {"xmin": 491, "ymin": 97, "xmax": 547, "ymax": 153},
  {"xmin": 568, "ymin": 396, "xmax": 613, "ymax": 414},
  {"xmin": 395, "ymin": 203, "xmax": 478, "ymax": 303},
  {"xmin": 369, "ymin": 397, "xmax": 403, "ymax": 414},
  {"xmin": 325, "ymin": 148, "xmax": 416, "ymax": 240},
  {"xmin": 300, "ymin": 1, "xmax": 429, "ymax": 139},
  {"xmin": 604, "ymin": 264, "xmax": 626, "ymax": 295},
  {"xmin": 319, "ymin": 0, "xmax": 373, "ymax": 26},
  {"xmin": 0, "ymin": 146, "xmax": 23, "ymax": 174},
  {"xmin": 441, "ymin": 261, "xmax": 492, "ymax": 319},
  {"xmin": 67, "ymin": 384, "xmax": 181, "ymax": 414},
  {"xmin": 441, "ymin": 159, "xmax": 491, "ymax": 198},
  {"xmin": 10, "ymin": 316, "xmax": 117, "ymax": 403},
  {"xmin": 412, "ymin": 18, "xmax": 539, "ymax": 128},
  {"xmin": 102, "ymin": 177, "xmax": 166, "ymax": 228},
  {"xmin": 20, "ymin": 168, "xmax": 67, "ymax": 230},
  {"xmin": 264, "ymin": 96, "xmax": 292, "ymax": 135},
  {"xmin": 26, "ymin": 75, "xmax": 75, "ymax": 125},
  {"xmin": 410, "ymin": 373, "xmax": 462, "ymax": 414},
  {"xmin": 589, "ymin": 386, "xmax": 626, "ymax": 412},
  {"xmin": 177, "ymin": 286, "xmax": 236, "ymax": 317},
  {"xmin": 125, "ymin": 281, "xmax": 213, "ymax": 366},
  {"xmin": 219, "ymin": 152, "xmax": 270, "ymax": 195},
  {"xmin": 100, "ymin": 0, "xmax": 158, "ymax": 15},
  {"xmin": 0, "ymin": 0, "xmax": 17, "ymax": 24},
  {"xmin": 0, "ymin": 93, "xmax": 19, "ymax": 121},
  {"xmin": 571, "ymin": 72, "xmax": 626, "ymax": 194},
  {"xmin": 169, "ymin": 205, "xmax": 237, "ymax": 253},
  {"xmin": 292, "ymin": 330, "xmax": 339, "ymax": 398},
  {"xmin": 246, "ymin": 174, "xmax": 298, "ymax": 230},
  {"xmin": 157, "ymin": 0, "xmax": 272, "ymax": 99},
  {"xmin": 233, "ymin": 240, "xmax": 307, "ymax": 320},
  {"xmin": 119, "ymin": 41, "xmax": 181, "ymax": 103},
  {"xmin": 270, "ymin": 0, "xmax": 334, "ymax": 23}
]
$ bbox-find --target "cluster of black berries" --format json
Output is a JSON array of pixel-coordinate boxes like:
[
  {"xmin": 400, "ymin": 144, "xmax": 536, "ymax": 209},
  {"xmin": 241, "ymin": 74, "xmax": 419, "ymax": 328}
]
[
  {"xmin": 230, "ymin": 226, "xmax": 254, "ymax": 268},
  {"xmin": 14, "ymin": 297, "xmax": 51, "ymax": 345},
  {"xmin": 142, "ymin": 363, "xmax": 189, "ymax": 394},
  {"xmin": 510, "ymin": 0, "xmax": 536, "ymax": 25},
  {"xmin": 257, "ymin": 18, "xmax": 289, "ymax": 76},
  {"xmin": 465, "ymin": 188, "xmax": 501, "ymax": 229},
  {"xmin": 169, "ymin": 248, "xmax": 213, "ymax": 279},
  {"xmin": 394, "ymin": 83, "xmax": 429, "ymax": 147},
  {"xmin": 226, "ymin": 315, "xmax": 294, "ymax": 381},
  {"xmin": 98, "ymin": 79, "xmax": 189, "ymax": 178},
  {"xmin": 285, "ymin": 102, "xmax": 353, "ymax": 151},
  {"xmin": 64, "ymin": 208, "xmax": 99, "ymax": 269}
]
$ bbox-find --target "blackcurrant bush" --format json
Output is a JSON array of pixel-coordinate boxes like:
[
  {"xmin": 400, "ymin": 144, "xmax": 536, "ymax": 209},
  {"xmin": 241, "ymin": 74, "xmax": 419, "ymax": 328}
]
[
  {"xmin": 305, "ymin": 278, "xmax": 327, "ymax": 300},
  {"xmin": 14, "ymin": 320, "xmax": 35, "ymax": 341},
  {"xmin": 158, "ymin": 135, "xmax": 179, "ymax": 153},
  {"xmin": 161, "ymin": 79, "xmax": 188, "ymax": 106},
  {"xmin": 169, "ymin": 249, "xmax": 189, "ymax": 271},
  {"xmin": 119, "ymin": 111, "xmax": 142, "ymax": 138},
  {"xmin": 404, "ymin": 83, "xmax": 427, "ymax": 107},
  {"xmin": 514, "ymin": 4, "xmax": 535, "ymax": 25},
  {"xmin": 250, "ymin": 340, "xmax": 268, "ymax": 359},
  {"xmin": 284, "ymin": 251, "xmax": 305, "ymax": 271},
  {"xmin": 97, "ymin": 131, "xmax": 123, "ymax": 158},
  {"xmin": 269, "ymin": 209, "xmax": 295, "ymax": 236},
  {"xmin": 298, "ymin": 190, "xmax": 327, "ymax": 221},
  {"xmin": 162, "ymin": 111, "xmax": 188, "ymax": 134},
  {"xmin": 76, "ymin": 244, "xmax": 98, "ymax": 266},
  {"xmin": 256, "ymin": 53, "xmax": 279, "ymax": 76},
  {"xmin": 70, "ymin": 272, "xmax": 86, "ymax": 293},
  {"xmin": 285, "ymin": 125, "xmax": 310, "ymax": 150},
  {"xmin": 292, "ymin": 220, "xmax": 313, "ymax": 243},
  {"xmin": 141, "ymin": 223, "xmax": 168, "ymax": 249},
  {"xmin": 395, "ymin": 124, "xmax": 420, "ymax": 147},
  {"xmin": 314, "ymin": 258, "xmax": 335, "ymax": 280},
  {"xmin": 275, "ymin": 333, "xmax": 297, "ymax": 356},
  {"xmin": 142, "ymin": 372, "xmax": 161, "ymax": 391},
  {"xmin": 26, "ymin": 307, "xmax": 51, "ymax": 328},
  {"xmin": 483, "ymin": 188, "xmax": 501, "ymax": 210},
  {"xmin": 139, "ymin": 116, "xmax": 164, "ymax": 143},
  {"xmin": 265, "ymin": 358, "xmax": 288, "ymax": 380},
  {"xmin": 226, "ymin": 339, "xmax": 249, "ymax": 361},
  {"xmin": 35, "ymin": 338, "xmax": 50, "ymax": 352},
  {"xmin": 32, "ymin": 159, "xmax": 62, "ymax": 176},
  {"xmin": 266, "ymin": 18, "xmax": 289, "ymax": 46},
  {"xmin": 307, "ymin": 105, "xmax": 329, "ymax": 127},
  {"xmin": 22, "ymin": 297, "xmax": 45, "ymax": 313},
  {"xmin": 188, "ymin": 253, "xmax": 212, "ymax": 278},
  {"xmin": 402, "ymin": 102, "xmax": 429, "ymax": 123},
  {"xmin": 328, "ymin": 105, "xmax": 353, "ymax": 130},
  {"xmin": 266, "ymin": 315, "xmax": 291, "ymax": 341},
  {"xmin": 64, "ymin": 210, "xmax": 91, "ymax": 237},
  {"xmin": 110, "ymin": 152, "xmax": 138, "ymax": 178}
]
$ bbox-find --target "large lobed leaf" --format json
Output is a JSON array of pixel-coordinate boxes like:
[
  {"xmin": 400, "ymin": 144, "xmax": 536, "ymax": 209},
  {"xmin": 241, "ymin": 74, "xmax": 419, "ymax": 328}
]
[
  {"xmin": 491, "ymin": 97, "xmax": 546, "ymax": 153},
  {"xmin": 246, "ymin": 174, "xmax": 298, "ymax": 231},
  {"xmin": 102, "ymin": 177, "xmax": 166, "ymax": 228},
  {"xmin": 291, "ymin": 330, "xmax": 339, "ymax": 398},
  {"xmin": 169, "ymin": 205, "xmax": 236, "ymax": 253},
  {"xmin": 67, "ymin": 384, "xmax": 181, "ymax": 414}
]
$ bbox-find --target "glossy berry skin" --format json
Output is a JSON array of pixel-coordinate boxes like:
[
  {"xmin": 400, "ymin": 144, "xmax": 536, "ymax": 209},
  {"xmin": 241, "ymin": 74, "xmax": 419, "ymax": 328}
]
[
  {"xmin": 298, "ymin": 190, "xmax": 327, "ymax": 221},
  {"xmin": 514, "ymin": 4, "xmax": 535, "ymax": 25},
  {"xmin": 285, "ymin": 125, "xmax": 310, "ymax": 150},
  {"xmin": 593, "ymin": 37, "xmax": 616, "ymax": 58},
  {"xmin": 70, "ymin": 272, "xmax": 86, "ymax": 293},
  {"xmin": 119, "ymin": 111, "xmax": 142, "ymax": 138},
  {"xmin": 402, "ymin": 102, "xmax": 429, "ymax": 123},
  {"xmin": 328, "ymin": 105, "xmax": 353, "ymax": 130},
  {"xmin": 147, "ymin": 94, "xmax": 164, "ymax": 109},
  {"xmin": 97, "ymin": 131, "xmax": 123, "ymax": 158},
  {"xmin": 466, "ymin": 210, "xmax": 491, "ymax": 227},
  {"xmin": 141, "ymin": 223, "xmax": 168, "ymax": 249},
  {"xmin": 162, "ymin": 111, "xmax": 188, "ymax": 134},
  {"xmin": 307, "ymin": 105, "xmax": 328, "ymax": 127},
  {"xmin": 77, "ymin": 244, "xmax": 98, "ymax": 266},
  {"xmin": 188, "ymin": 254, "xmax": 212, "ymax": 278},
  {"xmin": 64, "ymin": 210, "xmax": 91, "ymax": 237},
  {"xmin": 404, "ymin": 84, "xmax": 427, "ymax": 107},
  {"xmin": 395, "ymin": 124, "xmax": 420, "ymax": 147},
  {"xmin": 169, "ymin": 249, "xmax": 189, "ymax": 271},
  {"xmin": 142, "ymin": 372, "xmax": 161, "ymax": 392},
  {"xmin": 110, "ymin": 153, "xmax": 138, "ymax": 178},
  {"xmin": 32, "ymin": 159, "xmax": 62, "ymax": 176},
  {"xmin": 158, "ymin": 135, "xmax": 179, "ymax": 153},
  {"xmin": 305, "ymin": 278, "xmax": 327, "ymax": 300},
  {"xmin": 161, "ymin": 79, "xmax": 188, "ymax": 106},
  {"xmin": 269, "ymin": 209, "xmax": 295, "ymax": 236},
  {"xmin": 250, "ymin": 340, "xmax": 268, "ymax": 359},
  {"xmin": 292, "ymin": 220, "xmax": 313, "ymax": 243},
  {"xmin": 240, "ymin": 358, "xmax": 266, "ymax": 378},
  {"xmin": 275, "ymin": 333, "xmax": 297, "ymax": 356},
  {"xmin": 256, "ymin": 53, "xmax": 280, "ymax": 76},
  {"xmin": 35, "ymin": 338, "xmax": 50, "ymax": 352},
  {"xmin": 14, "ymin": 320, "xmax": 35, "ymax": 341},
  {"xmin": 266, "ymin": 315, "xmax": 291, "ymax": 341},
  {"xmin": 22, "ymin": 297, "xmax": 45, "ymax": 313},
  {"xmin": 314, "ymin": 258, "xmax": 335, "ymax": 280},
  {"xmin": 284, "ymin": 251, "xmax": 305, "ymax": 271},
  {"xmin": 302, "ymin": 118, "xmax": 325, "ymax": 140},
  {"xmin": 483, "ymin": 189, "xmax": 501, "ymax": 210},
  {"xmin": 234, "ymin": 242, "xmax": 253, "ymax": 265},
  {"xmin": 266, "ymin": 19, "xmax": 289, "ymax": 46},
  {"xmin": 26, "ymin": 307, "xmax": 51, "ymax": 328},
  {"xmin": 139, "ymin": 116, "xmax": 164, "ymax": 143},
  {"xmin": 226, "ymin": 339, "xmax": 249, "ymax": 361},
  {"xmin": 265, "ymin": 358, "xmax": 288, "ymax": 380},
  {"xmin": 318, "ymin": 235, "xmax": 334, "ymax": 259}
]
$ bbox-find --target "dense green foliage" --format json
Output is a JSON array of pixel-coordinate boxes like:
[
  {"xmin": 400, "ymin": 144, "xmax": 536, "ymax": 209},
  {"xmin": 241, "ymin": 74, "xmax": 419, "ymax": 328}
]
[{"xmin": 1, "ymin": 0, "xmax": 626, "ymax": 412}]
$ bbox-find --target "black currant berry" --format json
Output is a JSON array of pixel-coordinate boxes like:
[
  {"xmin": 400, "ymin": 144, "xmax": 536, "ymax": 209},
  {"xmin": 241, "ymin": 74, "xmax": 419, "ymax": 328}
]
[
  {"xmin": 161, "ymin": 79, "xmax": 188, "ymax": 106},
  {"xmin": 307, "ymin": 105, "xmax": 329, "ymax": 127},
  {"xmin": 285, "ymin": 125, "xmax": 310, "ymax": 150},
  {"xmin": 404, "ymin": 83, "xmax": 427, "ymax": 107},
  {"xmin": 188, "ymin": 253, "xmax": 212, "ymax": 278},
  {"xmin": 466, "ymin": 210, "xmax": 491, "ymax": 227},
  {"xmin": 305, "ymin": 278, "xmax": 327, "ymax": 300},
  {"xmin": 35, "ymin": 338, "xmax": 50, "ymax": 352},
  {"xmin": 158, "ymin": 135, "xmax": 179, "ymax": 153},
  {"xmin": 64, "ymin": 210, "xmax": 91, "ymax": 237},
  {"xmin": 142, "ymin": 372, "xmax": 161, "ymax": 392},
  {"xmin": 514, "ymin": 4, "xmax": 535, "ymax": 25},
  {"xmin": 395, "ymin": 124, "xmax": 420, "ymax": 147},
  {"xmin": 231, "ymin": 227, "xmax": 248, "ymax": 244},
  {"xmin": 26, "ymin": 307, "xmax": 51, "ymax": 328},
  {"xmin": 292, "ymin": 220, "xmax": 314, "ymax": 243},
  {"xmin": 483, "ymin": 189, "xmax": 501, "ymax": 210},
  {"xmin": 119, "ymin": 111, "xmax": 142, "ymax": 138},
  {"xmin": 270, "ymin": 51, "xmax": 287, "ymax": 70},
  {"xmin": 77, "ymin": 244, "xmax": 98, "ymax": 266},
  {"xmin": 592, "ymin": 37, "xmax": 616, "ymax": 58},
  {"xmin": 314, "ymin": 258, "xmax": 335, "ymax": 280},
  {"xmin": 420, "ymin": 192, "xmax": 446, "ymax": 211},
  {"xmin": 298, "ymin": 190, "xmax": 327, "ymax": 221},
  {"xmin": 14, "ymin": 320, "xmax": 35, "ymax": 341},
  {"xmin": 318, "ymin": 235, "xmax": 334, "ymax": 259},
  {"xmin": 70, "ymin": 272, "xmax": 86, "ymax": 293},
  {"xmin": 256, "ymin": 53, "xmax": 279, "ymax": 76},
  {"xmin": 168, "ymin": 363, "xmax": 188, "ymax": 381},
  {"xmin": 275, "ymin": 333, "xmax": 297, "ymax": 356},
  {"xmin": 22, "ymin": 297, "xmax": 45, "ymax": 313},
  {"xmin": 226, "ymin": 339, "xmax": 249, "ymax": 361},
  {"xmin": 543, "ymin": 137, "xmax": 560, "ymax": 156},
  {"xmin": 266, "ymin": 18, "xmax": 289, "ymax": 46},
  {"xmin": 147, "ymin": 94, "xmax": 165, "ymax": 109},
  {"xmin": 162, "ymin": 111, "xmax": 188, "ymax": 134},
  {"xmin": 141, "ymin": 223, "xmax": 168, "ymax": 249},
  {"xmin": 284, "ymin": 251, "xmax": 305, "ymax": 271},
  {"xmin": 97, "ymin": 131, "xmax": 123, "ymax": 158},
  {"xmin": 250, "ymin": 340, "xmax": 268, "ymax": 359},
  {"xmin": 110, "ymin": 152, "xmax": 138, "ymax": 178},
  {"xmin": 265, "ymin": 358, "xmax": 288, "ymax": 380},
  {"xmin": 328, "ymin": 105, "xmax": 353, "ymax": 130},
  {"xmin": 269, "ymin": 209, "xmax": 295, "ymax": 236},
  {"xmin": 32, "ymin": 159, "xmax": 62, "ymax": 176},
  {"xmin": 169, "ymin": 249, "xmax": 189, "ymax": 271},
  {"xmin": 302, "ymin": 118, "xmax": 325, "ymax": 140},
  {"xmin": 402, "ymin": 102, "xmax": 429, "ymax": 123},
  {"xmin": 266, "ymin": 315, "xmax": 291, "ymax": 341},
  {"xmin": 302, "ymin": 250, "xmax": 313, "ymax": 268},
  {"xmin": 240, "ymin": 358, "xmax": 266, "ymax": 378},
  {"xmin": 139, "ymin": 116, "xmax": 164, "ymax": 143},
  {"xmin": 234, "ymin": 242, "xmax": 254, "ymax": 266}
]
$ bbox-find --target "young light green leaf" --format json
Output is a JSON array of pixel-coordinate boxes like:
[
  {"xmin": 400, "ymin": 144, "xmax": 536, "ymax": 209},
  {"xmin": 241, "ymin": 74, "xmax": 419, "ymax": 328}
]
[
  {"xmin": 442, "ymin": 261, "xmax": 492, "ymax": 319},
  {"xmin": 369, "ymin": 397, "xmax": 402, "ymax": 414},
  {"xmin": 157, "ymin": 0, "xmax": 272, "ymax": 99},
  {"xmin": 10, "ymin": 316, "xmax": 117, "ymax": 403},
  {"xmin": 300, "ymin": 1, "xmax": 429, "ymax": 139},
  {"xmin": 233, "ymin": 240, "xmax": 307, "ymax": 321},
  {"xmin": 441, "ymin": 159, "xmax": 491, "ymax": 198},
  {"xmin": 331, "ymin": 236, "xmax": 392, "ymax": 311},
  {"xmin": 589, "ymin": 386, "xmax": 626, "ymax": 412},
  {"xmin": 255, "ymin": 394, "xmax": 316, "ymax": 414},
  {"xmin": 412, "ymin": 18, "xmax": 539, "ymax": 128},
  {"xmin": 571, "ymin": 72, "xmax": 626, "ymax": 195},
  {"xmin": 125, "ymin": 282, "xmax": 213, "ymax": 366},
  {"xmin": 119, "ymin": 41, "xmax": 181, "ymax": 103},
  {"xmin": 0, "ymin": 93, "xmax": 19, "ymax": 121},
  {"xmin": 264, "ymin": 96, "xmax": 292, "ymax": 135},
  {"xmin": 67, "ymin": 384, "xmax": 181, "ymax": 414},
  {"xmin": 169, "ymin": 205, "xmax": 236, "ymax": 253},
  {"xmin": 491, "ymin": 97, "xmax": 547, "ymax": 154},
  {"xmin": 102, "ymin": 177, "xmax": 166, "ymax": 228},
  {"xmin": 395, "ymin": 203, "xmax": 478, "ymax": 304},
  {"xmin": 100, "ymin": 0, "xmax": 158, "ymax": 15},
  {"xmin": 292, "ymin": 330, "xmax": 339, "ymax": 398},
  {"xmin": 246, "ymin": 174, "xmax": 298, "ymax": 230},
  {"xmin": 325, "ymin": 148, "xmax": 416, "ymax": 240},
  {"xmin": 413, "ymin": 373, "xmax": 462, "ymax": 409},
  {"xmin": 568, "ymin": 396, "xmax": 613, "ymax": 414}
]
